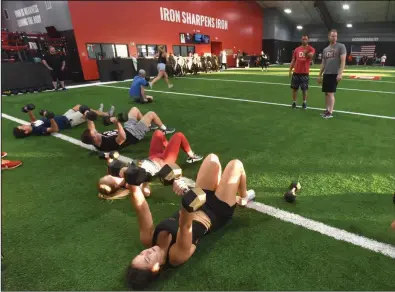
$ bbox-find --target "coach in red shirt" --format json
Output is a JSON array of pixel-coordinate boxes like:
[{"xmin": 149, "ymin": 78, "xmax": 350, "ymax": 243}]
[{"xmin": 289, "ymin": 35, "xmax": 315, "ymax": 109}]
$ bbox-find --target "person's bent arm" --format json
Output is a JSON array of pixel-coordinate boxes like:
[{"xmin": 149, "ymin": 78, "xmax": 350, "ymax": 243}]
[
  {"xmin": 128, "ymin": 185, "xmax": 155, "ymax": 247},
  {"xmin": 114, "ymin": 120, "xmax": 127, "ymax": 145},
  {"xmin": 87, "ymin": 120, "xmax": 96, "ymax": 132},
  {"xmin": 140, "ymin": 86, "xmax": 147, "ymax": 100},
  {"xmin": 46, "ymin": 117, "xmax": 59, "ymax": 134},
  {"xmin": 42, "ymin": 59, "xmax": 53, "ymax": 70}
]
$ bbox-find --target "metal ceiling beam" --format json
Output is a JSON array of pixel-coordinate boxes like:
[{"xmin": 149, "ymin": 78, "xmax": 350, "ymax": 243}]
[{"xmin": 313, "ymin": 1, "xmax": 334, "ymax": 29}]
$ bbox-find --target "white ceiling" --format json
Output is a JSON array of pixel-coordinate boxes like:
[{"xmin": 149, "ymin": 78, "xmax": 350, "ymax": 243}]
[{"xmin": 257, "ymin": 1, "xmax": 395, "ymax": 25}]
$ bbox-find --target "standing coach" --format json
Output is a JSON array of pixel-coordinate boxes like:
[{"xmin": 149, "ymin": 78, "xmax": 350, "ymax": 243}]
[
  {"xmin": 42, "ymin": 46, "xmax": 67, "ymax": 91},
  {"xmin": 317, "ymin": 29, "xmax": 346, "ymax": 119}
]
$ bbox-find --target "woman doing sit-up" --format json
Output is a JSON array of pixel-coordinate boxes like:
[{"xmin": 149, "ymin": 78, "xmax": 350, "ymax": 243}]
[{"xmin": 124, "ymin": 153, "xmax": 256, "ymax": 290}]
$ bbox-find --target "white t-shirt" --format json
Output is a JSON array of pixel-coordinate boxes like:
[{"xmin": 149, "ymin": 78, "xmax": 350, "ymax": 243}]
[{"xmin": 381, "ymin": 56, "xmax": 387, "ymax": 63}]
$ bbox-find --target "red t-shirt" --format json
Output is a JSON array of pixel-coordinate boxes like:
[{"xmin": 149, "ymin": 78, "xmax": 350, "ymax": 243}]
[{"xmin": 293, "ymin": 45, "xmax": 315, "ymax": 74}]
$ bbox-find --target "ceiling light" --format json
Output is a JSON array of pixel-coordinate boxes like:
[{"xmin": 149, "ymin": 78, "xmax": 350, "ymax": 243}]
[
  {"xmin": 343, "ymin": 4, "xmax": 350, "ymax": 10},
  {"xmin": 284, "ymin": 9, "xmax": 292, "ymax": 14},
  {"xmin": 296, "ymin": 25, "xmax": 303, "ymax": 30},
  {"xmin": 346, "ymin": 23, "xmax": 352, "ymax": 28}
]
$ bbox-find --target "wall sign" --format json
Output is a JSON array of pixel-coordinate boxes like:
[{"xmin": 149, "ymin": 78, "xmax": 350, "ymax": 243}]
[
  {"xmin": 160, "ymin": 7, "xmax": 228, "ymax": 30},
  {"xmin": 352, "ymin": 37, "xmax": 379, "ymax": 42},
  {"xmin": 14, "ymin": 4, "xmax": 42, "ymax": 27}
]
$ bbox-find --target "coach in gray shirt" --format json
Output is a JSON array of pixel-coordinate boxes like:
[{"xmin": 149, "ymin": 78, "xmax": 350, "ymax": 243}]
[{"xmin": 317, "ymin": 29, "xmax": 347, "ymax": 119}]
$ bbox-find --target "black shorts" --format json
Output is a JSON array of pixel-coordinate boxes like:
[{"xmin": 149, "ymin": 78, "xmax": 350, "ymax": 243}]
[
  {"xmin": 322, "ymin": 74, "xmax": 338, "ymax": 93},
  {"xmin": 291, "ymin": 73, "xmax": 309, "ymax": 91},
  {"xmin": 50, "ymin": 69, "xmax": 64, "ymax": 81},
  {"xmin": 200, "ymin": 190, "xmax": 236, "ymax": 231}
]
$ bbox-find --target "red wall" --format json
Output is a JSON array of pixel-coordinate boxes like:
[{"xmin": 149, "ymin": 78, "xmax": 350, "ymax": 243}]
[{"xmin": 68, "ymin": 1, "xmax": 263, "ymax": 80}]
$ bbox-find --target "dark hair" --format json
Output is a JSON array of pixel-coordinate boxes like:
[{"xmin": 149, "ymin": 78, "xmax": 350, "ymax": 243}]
[
  {"xmin": 302, "ymin": 35, "xmax": 309, "ymax": 38},
  {"xmin": 328, "ymin": 29, "xmax": 337, "ymax": 35},
  {"xmin": 125, "ymin": 266, "xmax": 160, "ymax": 290},
  {"xmin": 13, "ymin": 127, "xmax": 30, "ymax": 138},
  {"xmin": 80, "ymin": 129, "xmax": 94, "ymax": 145}
]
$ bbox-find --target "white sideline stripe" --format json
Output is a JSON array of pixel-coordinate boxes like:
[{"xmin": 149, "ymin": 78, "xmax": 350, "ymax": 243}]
[
  {"xmin": 98, "ymin": 85, "xmax": 395, "ymax": 120},
  {"xmin": 1, "ymin": 113, "xmax": 133, "ymax": 164},
  {"xmin": 246, "ymin": 202, "xmax": 395, "ymax": 259},
  {"xmin": 2, "ymin": 112, "xmax": 395, "ymax": 259},
  {"xmin": 177, "ymin": 76, "xmax": 395, "ymax": 95}
]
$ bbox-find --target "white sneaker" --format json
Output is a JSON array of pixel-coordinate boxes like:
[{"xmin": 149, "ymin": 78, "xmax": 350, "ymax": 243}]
[
  {"xmin": 168, "ymin": 84, "xmax": 174, "ymax": 89},
  {"xmin": 246, "ymin": 189, "xmax": 256, "ymax": 201}
]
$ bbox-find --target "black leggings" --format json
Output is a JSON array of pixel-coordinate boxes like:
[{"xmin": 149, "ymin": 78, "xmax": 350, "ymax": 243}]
[{"xmin": 261, "ymin": 60, "xmax": 267, "ymax": 69}]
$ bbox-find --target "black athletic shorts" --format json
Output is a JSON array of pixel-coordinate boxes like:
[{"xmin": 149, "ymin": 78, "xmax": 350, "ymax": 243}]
[
  {"xmin": 200, "ymin": 189, "xmax": 236, "ymax": 231},
  {"xmin": 291, "ymin": 73, "xmax": 309, "ymax": 91},
  {"xmin": 322, "ymin": 74, "xmax": 338, "ymax": 93},
  {"xmin": 50, "ymin": 69, "xmax": 64, "ymax": 82}
]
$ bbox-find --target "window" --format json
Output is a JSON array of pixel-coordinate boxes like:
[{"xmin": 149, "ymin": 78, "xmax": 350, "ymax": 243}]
[
  {"xmin": 45, "ymin": 1, "xmax": 52, "ymax": 10},
  {"xmin": 172, "ymin": 45, "xmax": 195, "ymax": 57},
  {"xmin": 86, "ymin": 43, "xmax": 129, "ymax": 59},
  {"xmin": 136, "ymin": 44, "xmax": 167, "ymax": 58},
  {"xmin": 3, "ymin": 9, "xmax": 9, "ymax": 20}
]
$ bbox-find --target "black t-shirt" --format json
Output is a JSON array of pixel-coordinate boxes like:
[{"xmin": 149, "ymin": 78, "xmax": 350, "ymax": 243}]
[
  {"xmin": 43, "ymin": 53, "xmax": 65, "ymax": 70},
  {"xmin": 158, "ymin": 52, "xmax": 167, "ymax": 64},
  {"xmin": 96, "ymin": 130, "xmax": 139, "ymax": 152}
]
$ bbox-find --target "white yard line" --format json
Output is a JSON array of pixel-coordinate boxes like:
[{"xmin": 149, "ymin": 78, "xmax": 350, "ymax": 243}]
[
  {"xmin": 99, "ymin": 85, "xmax": 395, "ymax": 120},
  {"xmin": 2, "ymin": 112, "xmax": 395, "ymax": 260},
  {"xmin": 176, "ymin": 76, "xmax": 395, "ymax": 94}
]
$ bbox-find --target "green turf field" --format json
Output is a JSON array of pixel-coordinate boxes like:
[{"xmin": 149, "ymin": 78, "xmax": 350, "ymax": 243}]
[{"xmin": 2, "ymin": 65, "xmax": 395, "ymax": 290}]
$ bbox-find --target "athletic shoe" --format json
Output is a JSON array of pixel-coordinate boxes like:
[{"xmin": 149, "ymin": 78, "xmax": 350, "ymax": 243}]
[
  {"xmin": 302, "ymin": 102, "xmax": 307, "ymax": 110},
  {"xmin": 107, "ymin": 105, "xmax": 115, "ymax": 117},
  {"xmin": 246, "ymin": 189, "xmax": 256, "ymax": 202},
  {"xmin": 1, "ymin": 152, "xmax": 7, "ymax": 158},
  {"xmin": 320, "ymin": 110, "xmax": 329, "ymax": 117},
  {"xmin": 322, "ymin": 112, "xmax": 333, "ymax": 119},
  {"xmin": 1, "ymin": 160, "xmax": 22, "ymax": 170},
  {"xmin": 98, "ymin": 103, "xmax": 104, "ymax": 112},
  {"xmin": 62, "ymin": 87, "xmax": 68, "ymax": 91},
  {"xmin": 292, "ymin": 102, "xmax": 296, "ymax": 109},
  {"xmin": 163, "ymin": 128, "xmax": 176, "ymax": 135},
  {"xmin": 149, "ymin": 124, "xmax": 159, "ymax": 131},
  {"xmin": 186, "ymin": 153, "xmax": 203, "ymax": 164},
  {"xmin": 168, "ymin": 84, "xmax": 174, "ymax": 89}
]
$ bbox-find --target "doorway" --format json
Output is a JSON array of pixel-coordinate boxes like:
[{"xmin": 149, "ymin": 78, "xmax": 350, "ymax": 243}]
[{"xmin": 211, "ymin": 41, "xmax": 222, "ymax": 56}]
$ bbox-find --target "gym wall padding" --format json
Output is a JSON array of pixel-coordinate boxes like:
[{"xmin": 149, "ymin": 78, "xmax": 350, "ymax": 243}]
[
  {"xmin": 96, "ymin": 59, "xmax": 138, "ymax": 82},
  {"xmin": 1, "ymin": 62, "xmax": 54, "ymax": 91}
]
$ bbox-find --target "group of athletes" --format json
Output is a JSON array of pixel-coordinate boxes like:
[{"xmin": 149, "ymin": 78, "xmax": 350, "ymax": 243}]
[{"xmin": 5, "ymin": 29, "xmax": 394, "ymax": 290}]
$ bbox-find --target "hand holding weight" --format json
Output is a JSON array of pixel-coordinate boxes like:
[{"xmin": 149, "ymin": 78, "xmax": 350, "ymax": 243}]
[
  {"xmin": 157, "ymin": 163, "xmax": 183, "ymax": 186},
  {"xmin": 79, "ymin": 105, "xmax": 90, "ymax": 114},
  {"xmin": 21, "ymin": 103, "xmax": 35, "ymax": 113},
  {"xmin": 107, "ymin": 159, "xmax": 127, "ymax": 177},
  {"xmin": 181, "ymin": 188, "xmax": 207, "ymax": 212}
]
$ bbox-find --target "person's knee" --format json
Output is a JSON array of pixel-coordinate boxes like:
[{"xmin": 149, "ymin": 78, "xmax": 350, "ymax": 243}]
[
  {"xmin": 228, "ymin": 159, "xmax": 244, "ymax": 171},
  {"xmin": 205, "ymin": 153, "xmax": 220, "ymax": 164},
  {"xmin": 146, "ymin": 111, "xmax": 156, "ymax": 119},
  {"xmin": 173, "ymin": 132, "xmax": 185, "ymax": 139}
]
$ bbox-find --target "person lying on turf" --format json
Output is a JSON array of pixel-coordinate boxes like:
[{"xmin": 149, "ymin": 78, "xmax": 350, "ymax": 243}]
[
  {"xmin": 97, "ymin": 130, "xmax": 203, "ymax": 197},
  {"xmin": 124, "ymin": 153, "xmax": 255, "ymax": 290},
  {"xmin": 13, "ymin": 103, "xmax": 114, "ymax": 138},
  {"xmin": 80, "ymin": 107, "xmax": 175, "ymax": 152}
]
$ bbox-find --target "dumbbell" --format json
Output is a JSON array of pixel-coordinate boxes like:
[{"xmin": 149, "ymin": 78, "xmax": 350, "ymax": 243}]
[
  {"xmin": 157, "ymin": 163, "xmax": 183, "ymax": 186},
  {"xmin": 3, "ymin": 90, "xmax": 12, "ymax": 96},
  {"xmin": 78, "ymin": 105, "xmax": 98, "ymax": 121},
  {"xmin": 284, "ymin": 181, "xmax": 301, "ymax": 203},
  {"xmin": 98, "ymin": 151, "xmax": 119, "ymax": 160},
  {"xmin": 103, "ymin": 112, "xmax": 127, "ymax": 126},
  {"xmin": 39, "ymin": 110, "xmax": 55, "ymax": 119},
  {"xmin": 181, "ymin": 188, "xmax": 207, "ymax": 212},
  {"xmin": 145, "ymin": 76, "xmax": 150, "ymax": 82},
  {"xmin": 21, "ymin": 103, "xmax": 36, "ymax": 113}
]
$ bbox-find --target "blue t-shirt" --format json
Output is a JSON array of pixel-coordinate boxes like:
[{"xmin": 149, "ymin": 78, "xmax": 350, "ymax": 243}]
[
  {"xmin": 31, "ymin": 115, "xmax": 71, "ymax": 136},
  {"xmin": 129, "ymin": 76, "xmax": 148, "ymax": 100}
]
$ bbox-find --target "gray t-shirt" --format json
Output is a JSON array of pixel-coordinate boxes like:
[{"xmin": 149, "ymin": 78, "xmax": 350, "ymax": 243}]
[{"xmin": 322, "ymin": 42, "xmax": 347, "ymax": 74}]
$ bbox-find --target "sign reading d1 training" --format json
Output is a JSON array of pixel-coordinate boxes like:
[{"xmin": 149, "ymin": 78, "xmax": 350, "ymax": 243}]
[{"xmin": 160, "ymin": 7, "xmax": 228, "ymax": 30}]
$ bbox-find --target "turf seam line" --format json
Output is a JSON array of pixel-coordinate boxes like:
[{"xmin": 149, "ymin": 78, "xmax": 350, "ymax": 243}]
[
  {"xmin": 2, "ymin": 113, "xmax": 395, "ymax": 260},
  {"xmin": 176, "ymin": 76, "xmax": 395, "ymax": 95},
  {"xmin": 98, "ymin": 85, "xmax": 395, "ymax": 120},
  {"xmin": 1, "ymin": 113, "xmax": 133, "ymax": 164},
  {"xmin": 247, "ymin": 202, "xmax": 395, "ymax": 259}
]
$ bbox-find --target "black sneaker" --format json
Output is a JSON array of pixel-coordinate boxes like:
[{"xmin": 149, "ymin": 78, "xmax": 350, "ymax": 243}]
[
  {"xmin": 149, "ymin": 124, "xmax": 159, "ymax": 131},
  {"xmin": 186, "ymin": 153, "xmax": 203, "ymax": 164},
  {"xmin": 322, "ymin": 112, "xmax": 333, "ymax": 119},
  {"xmin": 302, "ymin": 102, "xmax": 307, "ymax": 110},
  {"xmin": 292, "ymin": 102, "xmax": 296, "ymax": 109},
  {"xmin": 62, "ymin": 88, "xmax": 68, "ymax": 91},
  {"xmin": 163, "ymin": 128, "xmax": 176, "ymax": 135}
]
